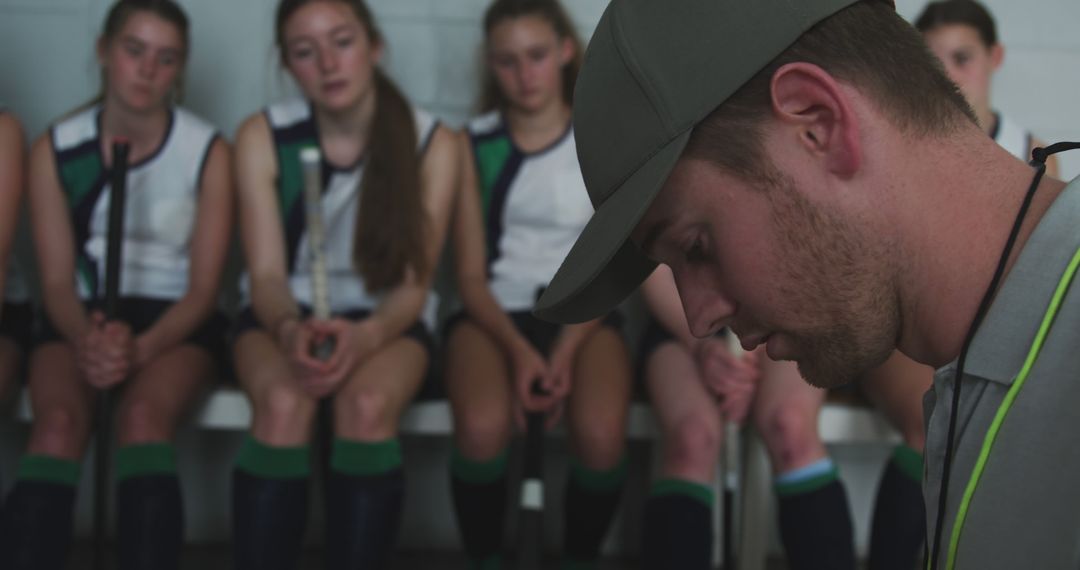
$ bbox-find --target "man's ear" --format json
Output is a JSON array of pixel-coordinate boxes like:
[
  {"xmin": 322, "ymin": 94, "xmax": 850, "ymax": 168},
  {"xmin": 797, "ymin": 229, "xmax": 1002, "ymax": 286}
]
[{"xmin": 770, "ymin": 62, "xmax": 861, "ymax": 178}]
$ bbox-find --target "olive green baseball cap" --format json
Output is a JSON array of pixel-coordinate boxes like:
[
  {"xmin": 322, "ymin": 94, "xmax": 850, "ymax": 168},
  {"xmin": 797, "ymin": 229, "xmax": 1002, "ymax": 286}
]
[{"xmin": 534, "ymin": 0, "xmax": 878, "ymax": 323}]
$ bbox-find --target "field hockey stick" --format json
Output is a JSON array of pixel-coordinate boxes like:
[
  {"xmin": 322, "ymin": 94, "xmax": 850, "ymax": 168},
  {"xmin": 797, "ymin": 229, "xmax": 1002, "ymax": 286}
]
[
  {"xmin": 517, "ymin": 380, "xmax": 548, "ymax": 570},
  {"xmin": 94, "ymin": 138, "xmax": 130, "ymax": 570},
  {"xmin": 300, "ymin": 147, "xmax": 334, "ymax": 361},
  {"xmin": 722, "ymin": 332, "xmax": 744, "ymax": 569}
]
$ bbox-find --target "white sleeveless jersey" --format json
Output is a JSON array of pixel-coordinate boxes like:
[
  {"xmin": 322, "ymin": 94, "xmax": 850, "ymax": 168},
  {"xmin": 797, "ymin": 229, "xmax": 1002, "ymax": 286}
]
[
  {"xmin": 992, "ymin": 112, "xmax": 1034, "ymax": 162},
  {"xmin": 239, "ymin": 99, "xmax": 440, "ymax": 329},
  {"xmin": 51, "ymin": 105, "xmax": 219, "ymax": 301},
  {"xmin": 466, "ymin": 111, "xmax": 594, "ymax": 311},
  {"xmin": 0, "ymin": 108, "xmax": 29, "ymax": 303}
]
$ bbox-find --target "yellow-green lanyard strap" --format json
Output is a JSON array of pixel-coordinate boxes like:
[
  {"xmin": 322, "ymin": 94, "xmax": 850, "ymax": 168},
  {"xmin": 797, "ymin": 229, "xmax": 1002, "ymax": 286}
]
[{"xmin": 946, "ymin": 244, "xmax": 1080, "ymax": 569}]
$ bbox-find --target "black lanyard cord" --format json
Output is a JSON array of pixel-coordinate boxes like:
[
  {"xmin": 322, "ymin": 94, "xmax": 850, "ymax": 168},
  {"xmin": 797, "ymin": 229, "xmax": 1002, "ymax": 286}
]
[{"xmin": 927, "ymin": 141, "xmax": 1080, "ymax": 569}]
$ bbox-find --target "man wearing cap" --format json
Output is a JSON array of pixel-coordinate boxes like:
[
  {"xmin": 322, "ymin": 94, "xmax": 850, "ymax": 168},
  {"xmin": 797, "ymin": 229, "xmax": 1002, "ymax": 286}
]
[{"xmin": 535, "ymin": 0, "xmax": 1080, "ymax": 568}]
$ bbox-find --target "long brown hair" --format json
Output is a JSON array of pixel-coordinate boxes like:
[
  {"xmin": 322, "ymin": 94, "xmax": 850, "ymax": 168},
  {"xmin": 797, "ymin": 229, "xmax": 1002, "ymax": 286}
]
[
  {"xmin": 480, "ymin": 0, "xmax": 583, "ymax": 113},
  {"xmin": 103, "ymin": 0, "xmax": 189, "ymax": 99},
  {"xmin": 276, "ymin": 0, "xmax": 428, "ymax": 291}
]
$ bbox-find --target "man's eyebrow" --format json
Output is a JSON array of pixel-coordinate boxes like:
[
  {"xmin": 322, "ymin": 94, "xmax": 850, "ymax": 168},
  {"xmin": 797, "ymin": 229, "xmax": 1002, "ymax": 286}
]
[{"xmin": 638, "ymin": 218, "xmax": 671, "ymax": 259}]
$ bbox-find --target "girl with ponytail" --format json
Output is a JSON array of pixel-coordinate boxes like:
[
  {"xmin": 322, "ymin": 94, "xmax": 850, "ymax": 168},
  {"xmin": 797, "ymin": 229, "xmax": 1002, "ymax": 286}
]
[{"xmin": 230, "ymin": 1, "xmax": 457, "ymax": 568}]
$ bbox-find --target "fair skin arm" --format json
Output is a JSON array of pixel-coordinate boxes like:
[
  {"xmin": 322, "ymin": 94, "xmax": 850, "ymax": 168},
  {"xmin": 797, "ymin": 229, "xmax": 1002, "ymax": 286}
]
[
  {"xmin": 0, "ymin": 114, "xmax": 26, "ymax": 320},
  {"xmin": 235, "ymin": 113, "xmax": 326, "ymax": 386},
  {"xmin": 130, "ymin": 138, "xmax": 233, "ymax": 368},
  {"xmin": 452, "ymin": 132, "xmax": 548, "ymax": 391},
  {"xmin": 28, "ymin": 134, "xmax": 132, "ymax": 387}
]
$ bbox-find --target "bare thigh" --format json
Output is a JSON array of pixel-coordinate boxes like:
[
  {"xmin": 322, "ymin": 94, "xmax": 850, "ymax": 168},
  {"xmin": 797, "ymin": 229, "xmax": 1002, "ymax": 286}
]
[
  {"xmin": 646, "ymin": 341, "xmax": 723, "ymax": 484},
  {"xmin": 116, "ymin": 343, "xmax": 214, "ymax": 446},
  {"xmin": 443, "ymin": 319, "xmax": 515, "ymax": 461},
  {"xmin": 752, "ymin": 358, "xmax": 828, "ymax": 474},
  {"xmin": 333, "ymin": 336, "xmax": 429, "ymax": 442},
  {"xmin": 567, "ymin": 326, "xmax": 632, "ymax": 471},
  {"xmin": 25, "ymin": 342, "xmax": 94, "ymax": 459},
  {"xmin": 234, "ymin": 330, "xmax": 318, "ymax": 446}
]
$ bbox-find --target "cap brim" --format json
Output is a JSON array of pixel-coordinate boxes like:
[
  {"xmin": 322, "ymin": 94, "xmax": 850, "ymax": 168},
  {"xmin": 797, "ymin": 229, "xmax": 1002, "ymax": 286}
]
[{"xmin": 534, "ymin": 130, "xmax": 692, "ymax": 323}]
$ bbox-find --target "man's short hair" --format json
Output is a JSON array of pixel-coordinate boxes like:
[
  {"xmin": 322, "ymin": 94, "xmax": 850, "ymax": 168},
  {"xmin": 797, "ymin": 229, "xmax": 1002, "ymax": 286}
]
[{"xmin": 685, "ymin": 1, "xmax": 976, "ymax": 183}]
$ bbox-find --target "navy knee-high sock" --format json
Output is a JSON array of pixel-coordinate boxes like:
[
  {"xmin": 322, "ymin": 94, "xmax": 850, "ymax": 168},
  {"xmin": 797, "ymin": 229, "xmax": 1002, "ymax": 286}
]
[
  {"xmin": 776, "ymin": 458, "xmax": 856, "ymax": 570},
  {"xmin": 450, "ymin": 446, "xmax": 509, "ymax": 570},
  {"xmin": 325, "ymin": 438, "xmax": 405, "ymax": 570},
  {"xmin": 561, "ymin": 456, "xmax": 627, "ymax": 569},
  {"xmin": 0, "ymin": 455, "xmax": 80, "ymax": 570},
  {"xmin": 641, "ymin": 479, "xmax": 713, "ymax": 570},
  {"xmin": 116, "ymin": 443, "xmax": 183, "ymax": 570},
  {"xmin": 869, "ymin": 445, "xmax": 926, "ymax": 570},
  {"xmin": 232, "ymin": 436, "xmax": 311, "ymax": 570}
]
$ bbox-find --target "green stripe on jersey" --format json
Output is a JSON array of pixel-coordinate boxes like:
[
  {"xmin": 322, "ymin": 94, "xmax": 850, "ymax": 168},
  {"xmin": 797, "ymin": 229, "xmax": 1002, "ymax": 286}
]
[
  {"xmin": 59, "ymin": 151, "xmax": 104, "ymax": 208},
  {"xmin": 473, "ymin": 135, "xmax": 513, "ymax": 217},
  {"xmin": 276, "ymin": 140, "xmax": 315, "ymax": 222}
]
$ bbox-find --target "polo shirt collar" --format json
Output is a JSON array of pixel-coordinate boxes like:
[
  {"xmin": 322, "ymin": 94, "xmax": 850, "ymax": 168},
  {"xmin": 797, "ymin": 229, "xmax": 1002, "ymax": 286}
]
[{"xmin": 963, "ymin": 176, "xmax": 1080, "ymax": 384}]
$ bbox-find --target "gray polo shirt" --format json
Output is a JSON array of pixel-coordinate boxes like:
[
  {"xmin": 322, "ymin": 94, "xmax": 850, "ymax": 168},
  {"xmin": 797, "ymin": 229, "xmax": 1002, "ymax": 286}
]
[{"xmin": 925, "ymin": 176, "xmax": 1080, "ymax": 569}]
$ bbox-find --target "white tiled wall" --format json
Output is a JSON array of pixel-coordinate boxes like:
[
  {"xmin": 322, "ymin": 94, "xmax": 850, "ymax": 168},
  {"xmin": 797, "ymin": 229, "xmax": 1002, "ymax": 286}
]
[{"xmin": 1, "ymin": 0, "xmax": 1075, "ymax": 177}]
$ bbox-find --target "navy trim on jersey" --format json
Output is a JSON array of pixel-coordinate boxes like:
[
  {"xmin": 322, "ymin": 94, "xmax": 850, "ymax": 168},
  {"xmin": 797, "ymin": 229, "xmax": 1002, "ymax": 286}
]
[
  {"xmin": 469, "ymin": 122, "xmax": 521, "ymax": 275},
  {"xmin": 519, "ymin": 120, "xmax": 572, "ymax": 158},
  {"xmin": 418, "ymin": 120, "xmax": 440, "ymax": 158},
  {"xmin": 104, "ymin": 108, "xmax": 177, "ymax": 170}
]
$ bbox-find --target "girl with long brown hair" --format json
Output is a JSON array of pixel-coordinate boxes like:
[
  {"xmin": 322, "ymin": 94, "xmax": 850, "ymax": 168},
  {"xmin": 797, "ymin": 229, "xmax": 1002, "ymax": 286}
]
[
  {"xmin": 230, "ymin": 1, "xmax": 456, "ymax": 568},
  {"xmin": 445, "ymin": 1, "xmax": 632, "ymax": 567},
  {"xmin": 0, "ymin": 1, "xmax": 233, "ymax": 568}
]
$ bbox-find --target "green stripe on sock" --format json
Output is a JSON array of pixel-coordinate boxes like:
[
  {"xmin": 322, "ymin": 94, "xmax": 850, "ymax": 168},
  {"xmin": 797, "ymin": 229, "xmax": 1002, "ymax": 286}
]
[
  {"xmin": 471, "ymin": 554, "xmax": 502, "ymax": 570},
  {"xmin": 235, "ymin": 436, "xmax": 310, "ymax": 479},
  {"xmin": 892, "ymin": 444, "xmax": 923, "ymax": 483},
  {"xmin": 451, "ymin": 447, "xmax": 508, "ymax": 485},
  {"xmin": 570, "ymin": 455, "xmax": 628, "ymax": 493},
  {"xmin": 116, "ymin": 443, "xmax": 176, "ymax": 482},
  {"xmin": 331, "ymin": 438, "xmax": 402, "ymax": 477},
  {"xmin": 17, "ymin": 455, "xmax": 81, "ymax": 486},
  {"xmin": 775, "ymin": 464, "xmax": 840, "ymax": 498},
  {"xmin": 649, "ymin": 478, "xmax": 714, "ymax": 507}
]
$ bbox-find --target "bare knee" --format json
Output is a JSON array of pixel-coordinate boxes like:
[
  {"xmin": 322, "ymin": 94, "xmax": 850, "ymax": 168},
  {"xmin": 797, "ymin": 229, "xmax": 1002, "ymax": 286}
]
[
  {"xmin": 336, "ymin": 387, "xmax": 396, "ymax": 441},
  {"xmin": 30, "ymin": 406, "xmax": 90, "ymax": 459},
  {"xmin": 117, "ymin": 397, "xmax": 173, "ymax": 445},
  {"xmin": 572, "ymin": 412, "xmax": 627, "ymax": 471},
  {"xmin": 251, "ymin": 383, "xmax": 316, "ymax": 445},
  {"xmin": 663, "ymin": 412, "xmax": 721, "ymax": 479},
  {"xmin": 453, "ymin": 405, "xmax": 512, "ymax": 461},
  {"xmin": 754, "ymin": 401, "xmax": 824, "ymax": 472}
]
